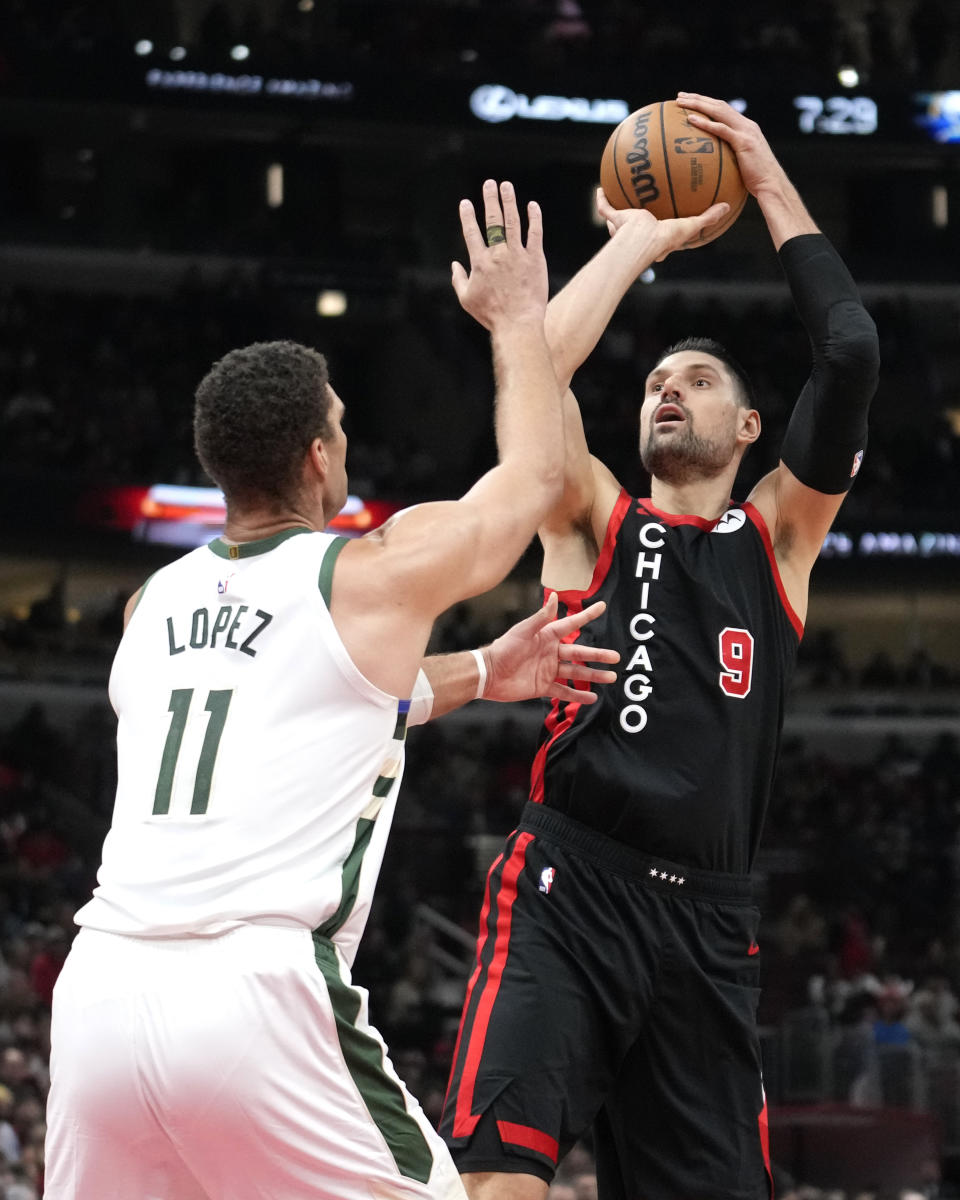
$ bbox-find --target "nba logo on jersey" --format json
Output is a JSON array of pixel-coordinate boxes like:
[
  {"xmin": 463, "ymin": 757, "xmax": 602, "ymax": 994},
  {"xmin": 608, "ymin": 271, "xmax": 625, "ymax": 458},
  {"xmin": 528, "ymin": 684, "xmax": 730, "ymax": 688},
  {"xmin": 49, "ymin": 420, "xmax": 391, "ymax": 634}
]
[
  {"xmin": 217, "ymin": 573, "xmax": 235, "ymax": 595},
  {"xmin": 851, "ymin": 449, "xmax": 864, "ymax": 478},
  {"xmin": 538, "ymin": 867, "xmax": 556, "ymax": 894}
]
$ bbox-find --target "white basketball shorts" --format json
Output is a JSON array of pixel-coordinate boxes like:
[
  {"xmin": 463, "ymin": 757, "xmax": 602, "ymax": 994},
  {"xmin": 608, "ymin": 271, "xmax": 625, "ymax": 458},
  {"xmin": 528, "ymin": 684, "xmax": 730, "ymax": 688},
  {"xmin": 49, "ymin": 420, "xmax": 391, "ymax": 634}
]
[{"xmin": 45, "ymin": 924, "xmax": 465, "ymax": 1200}]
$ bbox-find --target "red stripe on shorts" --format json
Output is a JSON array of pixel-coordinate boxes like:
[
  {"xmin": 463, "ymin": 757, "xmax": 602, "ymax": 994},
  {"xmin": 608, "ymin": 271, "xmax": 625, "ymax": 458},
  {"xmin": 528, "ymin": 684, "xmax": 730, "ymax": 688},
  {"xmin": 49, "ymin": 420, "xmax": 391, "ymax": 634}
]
[
  {"xmin": 496, "ymin": 1120, "xmax": 559, "ymax": 1164},
  {"xmin": 452, "ymin": 832, "xmax": 534, "ymax": 1138},
  {"xmin": 758, "ymin": 1097, "xmax": 773, "ymax": 1193},
  {"xmin": 442, "ymin": 848, "xmax": 505, "ymax": 1115}
]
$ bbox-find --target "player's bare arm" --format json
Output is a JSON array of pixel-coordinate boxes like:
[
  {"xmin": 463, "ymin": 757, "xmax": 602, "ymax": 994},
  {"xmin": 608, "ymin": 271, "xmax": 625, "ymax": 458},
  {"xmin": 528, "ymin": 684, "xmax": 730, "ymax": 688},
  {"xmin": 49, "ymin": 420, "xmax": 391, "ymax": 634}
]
[
  {"xmin": 678, "ymin": 93, "xmax": 880, "ymax": 621},
  {"xmin": 332, "ymin": 181, "xmax": 564, "ymax": 696},
  {"xmin": 538, "ymin": 195, "xmax": 732, "ymax": 589}
]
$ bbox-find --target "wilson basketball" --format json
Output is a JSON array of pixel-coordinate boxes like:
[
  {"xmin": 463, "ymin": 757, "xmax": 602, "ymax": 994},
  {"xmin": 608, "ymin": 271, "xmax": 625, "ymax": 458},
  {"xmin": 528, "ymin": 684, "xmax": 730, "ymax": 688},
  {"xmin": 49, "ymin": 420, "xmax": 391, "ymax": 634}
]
[{"xmin": 600, "ymin": 99, "xmax": 747, "ymax": 245}]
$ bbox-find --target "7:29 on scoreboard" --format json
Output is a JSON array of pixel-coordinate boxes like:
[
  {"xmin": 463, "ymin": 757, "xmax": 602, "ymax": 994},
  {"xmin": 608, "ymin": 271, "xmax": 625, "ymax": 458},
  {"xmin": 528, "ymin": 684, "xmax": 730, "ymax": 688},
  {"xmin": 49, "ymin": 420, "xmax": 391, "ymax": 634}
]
[{"xmin": 792, "ymin": 94, "xmax": 878, "ymax": 136}]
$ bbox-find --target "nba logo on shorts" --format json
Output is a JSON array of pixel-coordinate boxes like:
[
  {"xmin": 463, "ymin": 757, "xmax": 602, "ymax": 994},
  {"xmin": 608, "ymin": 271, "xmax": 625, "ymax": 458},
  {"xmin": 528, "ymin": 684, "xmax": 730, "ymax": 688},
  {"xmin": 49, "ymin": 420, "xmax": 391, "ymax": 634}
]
[
  {"xmin": 538, "ymin": 867, "xmax": 556, "ymax": 894},
  {"xmin": 850, "ymin": 449, "xmax": 864, "ymax": 478}
]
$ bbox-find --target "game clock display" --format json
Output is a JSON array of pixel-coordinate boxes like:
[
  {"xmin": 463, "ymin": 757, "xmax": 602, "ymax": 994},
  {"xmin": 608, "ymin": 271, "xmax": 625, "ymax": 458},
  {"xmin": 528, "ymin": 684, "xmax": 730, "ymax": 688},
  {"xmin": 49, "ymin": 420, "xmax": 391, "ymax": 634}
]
[{"xmin": 790, "ymin": 90, "xmax": 960, "ymax": 142}]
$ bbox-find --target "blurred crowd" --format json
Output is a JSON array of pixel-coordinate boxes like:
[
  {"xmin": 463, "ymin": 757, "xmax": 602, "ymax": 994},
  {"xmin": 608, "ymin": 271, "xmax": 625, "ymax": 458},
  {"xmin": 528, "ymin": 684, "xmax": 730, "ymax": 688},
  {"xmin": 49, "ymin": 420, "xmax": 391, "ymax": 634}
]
[
  {"xmin": 1, "ymin": 278, "xmax": 958, "ymax": 524},
  {"xmin": 5, "ymin": 0, "xmax": 960, "ymax": 90},
  {"xmin": 1, "ymin": 688, "xmax": 959, "ymax": 1195},
  {"xmin": 1, "ymin": 4, "xmax": 959, "ymax": 1197}
]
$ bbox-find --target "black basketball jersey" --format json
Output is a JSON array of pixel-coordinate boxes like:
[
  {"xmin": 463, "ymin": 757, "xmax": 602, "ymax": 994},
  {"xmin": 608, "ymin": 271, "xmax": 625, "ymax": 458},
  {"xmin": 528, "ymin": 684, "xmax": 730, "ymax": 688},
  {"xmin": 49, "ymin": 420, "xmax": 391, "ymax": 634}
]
[{"xmin": 531, "ymin": 490, "xmax": 803, "ymax": 874}]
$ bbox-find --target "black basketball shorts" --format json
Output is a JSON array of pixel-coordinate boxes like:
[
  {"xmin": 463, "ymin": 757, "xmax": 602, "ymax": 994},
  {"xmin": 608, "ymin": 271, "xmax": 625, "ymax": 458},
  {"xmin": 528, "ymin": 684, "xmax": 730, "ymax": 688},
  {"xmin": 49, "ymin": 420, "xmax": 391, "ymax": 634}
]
[{"xmin": 439, "ymin": 801, "xmax": 773, "ymax": 1200}]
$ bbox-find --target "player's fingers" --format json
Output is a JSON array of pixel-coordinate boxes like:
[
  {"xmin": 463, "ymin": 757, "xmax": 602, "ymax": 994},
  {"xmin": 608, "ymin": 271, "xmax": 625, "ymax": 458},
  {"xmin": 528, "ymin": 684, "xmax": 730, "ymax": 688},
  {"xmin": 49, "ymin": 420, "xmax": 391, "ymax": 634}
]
[
  {"xmin": 482, "ymin": 178, "xmax": 505, "ymax": 245},
  {"xmin": 450, "ymin": 261, "xmax": 468, "ymax": 300},
  {"xmin": 562, "ymin": 644, "xmax": 620, "ymax": 665},
  {"xmin": 560, "ymin": 663, "xmax": 619, "ymax": 683},
  {"xmin": 511, "ymin": 591, "xmax": 557, "ymax": 638},
  {"xmin": 694, "ymin": 201, "xmax": 730, "ymax": 230},
  {"xmin": 683, "ymin": 110, "xmax": 733, "ymax": 140},
  {"xmin": 596, "ymin": 186, "xmax": 622, "ymax": 218},
  {"xmin": 676, "ymin": 91, "xmax": 727, "ymax": 115},
  {"xmin": 458, "ymin": 199, "xmax": 485, "ymax": 262},
  {"xmin": 665, "ymin": 203, "xmax": 728, "ymax": 254},
  {"xmin": 499, "ymin": 181, "xmax": 521, "ymax": 246},
  {"xmin": 547, "ymin": 682, "xmax": 599, "ymax": 705},
  {"xmin": 556, "ymin": 599, "xmax": 606, "ymax": 633},
  {"xmin": 525, "ymin": 199, "xmax": 543, "ymax": 255}
]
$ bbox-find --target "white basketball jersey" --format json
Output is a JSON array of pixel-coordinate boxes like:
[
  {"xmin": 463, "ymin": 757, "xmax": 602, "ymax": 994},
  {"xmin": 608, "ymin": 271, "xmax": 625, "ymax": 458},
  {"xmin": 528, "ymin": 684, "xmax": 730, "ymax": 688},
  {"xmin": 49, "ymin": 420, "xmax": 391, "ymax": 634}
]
[{"xmin": 75, "ymin": 528, "xmax": 409, "ymax": 964}]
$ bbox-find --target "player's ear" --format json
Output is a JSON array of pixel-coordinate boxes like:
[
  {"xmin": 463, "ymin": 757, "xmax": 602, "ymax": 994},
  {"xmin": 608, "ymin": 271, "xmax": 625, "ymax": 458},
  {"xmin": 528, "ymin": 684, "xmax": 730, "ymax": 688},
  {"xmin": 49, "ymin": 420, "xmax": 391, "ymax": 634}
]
[
  {"xmin": 738, "ymin": 408, "xmax": 761, "ymax": 446},
  {"xmin": 306, "ymin": 437, "xmax": 328, "ymax": 477}
]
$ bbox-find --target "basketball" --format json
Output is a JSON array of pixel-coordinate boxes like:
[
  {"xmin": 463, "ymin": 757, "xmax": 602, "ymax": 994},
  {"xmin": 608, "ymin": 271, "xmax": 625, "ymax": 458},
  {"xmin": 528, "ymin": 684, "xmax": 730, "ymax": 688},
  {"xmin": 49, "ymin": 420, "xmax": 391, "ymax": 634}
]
[{"xmin": 600, "ymin": 99, "xmax": 747, "ymax": 245}]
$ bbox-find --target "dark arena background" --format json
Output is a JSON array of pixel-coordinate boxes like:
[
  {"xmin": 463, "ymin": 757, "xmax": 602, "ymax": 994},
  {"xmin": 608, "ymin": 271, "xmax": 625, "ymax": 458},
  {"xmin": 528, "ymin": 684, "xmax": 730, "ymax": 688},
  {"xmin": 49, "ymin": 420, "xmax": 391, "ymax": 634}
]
[{"xmin": 1, "ymin": 1, "xmax": 959, "ymax": 1196}]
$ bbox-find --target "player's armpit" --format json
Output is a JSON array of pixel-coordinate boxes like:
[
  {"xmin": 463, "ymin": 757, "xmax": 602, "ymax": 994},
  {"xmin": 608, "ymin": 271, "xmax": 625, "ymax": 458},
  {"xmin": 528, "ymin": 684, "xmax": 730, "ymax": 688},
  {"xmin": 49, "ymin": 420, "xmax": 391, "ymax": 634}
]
[
  {"xmin": 746, "ymin": 462, "xmax": 843, "ymax": 624},
  {"xmin": 535, "ymin": 388, "xmax": 595, "ymax": 533},
  {"xmin": 540, "ymin": 457, "xmax": 621, "ymax": 593}
]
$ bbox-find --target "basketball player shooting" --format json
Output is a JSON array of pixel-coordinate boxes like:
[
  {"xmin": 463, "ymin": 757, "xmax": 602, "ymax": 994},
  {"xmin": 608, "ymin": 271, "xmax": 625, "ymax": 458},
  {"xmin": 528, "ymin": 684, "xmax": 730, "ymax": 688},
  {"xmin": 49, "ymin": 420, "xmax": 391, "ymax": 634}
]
[
  {"xmin": 43, "ymin": 179, "xmax": 715, "ymax": 1200},
  {"xmin": 439, "ymin": 95, "xmax": 880, "ymax": 1200}
]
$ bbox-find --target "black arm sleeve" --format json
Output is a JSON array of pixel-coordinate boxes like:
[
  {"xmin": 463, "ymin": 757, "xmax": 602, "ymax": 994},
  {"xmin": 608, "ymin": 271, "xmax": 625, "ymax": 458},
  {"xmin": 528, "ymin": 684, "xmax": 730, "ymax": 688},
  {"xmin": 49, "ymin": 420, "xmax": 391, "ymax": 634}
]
[{"xmin": 778, "ymin": 233, "xmax": 880, "ymax": 494}]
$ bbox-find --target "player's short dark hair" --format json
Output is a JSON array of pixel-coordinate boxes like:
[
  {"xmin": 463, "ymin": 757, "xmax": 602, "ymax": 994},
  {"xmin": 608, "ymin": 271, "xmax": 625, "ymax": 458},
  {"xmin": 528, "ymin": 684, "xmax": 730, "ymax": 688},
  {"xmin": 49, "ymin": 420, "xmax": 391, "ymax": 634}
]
[
  {"xmin": 194, "ymin": 340, "xmax": 333, "ymax": 506},
  {"xmin": 655, "ymin": 336, "xmax": 756, "ymax": 410}
]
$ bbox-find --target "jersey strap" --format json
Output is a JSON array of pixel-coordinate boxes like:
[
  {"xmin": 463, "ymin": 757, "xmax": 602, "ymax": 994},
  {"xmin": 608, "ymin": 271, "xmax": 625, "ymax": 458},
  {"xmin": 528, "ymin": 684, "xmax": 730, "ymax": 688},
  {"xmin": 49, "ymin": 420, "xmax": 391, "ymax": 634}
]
[
  {"xmin": 318, "ymin": 536, "xmax": 350, "ymax": 607},
  {"xmin": 740, "ymin": 502, "xmax": 804, "ymax": 641}
]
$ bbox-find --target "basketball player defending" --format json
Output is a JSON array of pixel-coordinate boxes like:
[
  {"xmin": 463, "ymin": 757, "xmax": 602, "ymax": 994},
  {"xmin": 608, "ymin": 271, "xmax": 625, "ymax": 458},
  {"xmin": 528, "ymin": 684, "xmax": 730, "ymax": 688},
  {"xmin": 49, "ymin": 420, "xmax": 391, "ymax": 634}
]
[
  {"xmin": 43, "ymin": 182, "xmax": 722, "ymax": 1200},
  {"xmin": 440, "ymin": 97, "xmax": 880, "ymax": 1200}
]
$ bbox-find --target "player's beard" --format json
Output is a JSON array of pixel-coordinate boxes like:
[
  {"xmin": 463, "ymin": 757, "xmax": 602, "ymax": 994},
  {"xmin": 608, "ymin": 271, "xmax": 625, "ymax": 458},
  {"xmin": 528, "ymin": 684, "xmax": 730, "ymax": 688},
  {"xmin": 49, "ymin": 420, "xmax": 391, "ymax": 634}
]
[{"xmin": 640, "ymin": 419, "xmax": 735, "ymax": 484}]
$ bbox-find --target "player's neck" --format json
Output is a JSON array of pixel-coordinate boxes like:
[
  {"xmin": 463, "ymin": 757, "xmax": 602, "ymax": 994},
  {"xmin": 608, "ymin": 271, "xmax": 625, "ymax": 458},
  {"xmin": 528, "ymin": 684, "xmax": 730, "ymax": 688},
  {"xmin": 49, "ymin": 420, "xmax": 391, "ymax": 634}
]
[
  {"xmin": 648, "ymin": 473, "xmax": 736, "ymax": 521},
  {"xmin": 222, "ymin": 506, "xmax": 319, "ymax": 544}
]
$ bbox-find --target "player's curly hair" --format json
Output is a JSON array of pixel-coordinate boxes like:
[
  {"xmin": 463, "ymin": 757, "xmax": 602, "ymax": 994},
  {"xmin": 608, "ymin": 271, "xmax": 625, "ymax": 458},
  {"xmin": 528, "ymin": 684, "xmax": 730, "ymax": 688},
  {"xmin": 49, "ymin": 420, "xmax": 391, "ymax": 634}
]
[
  {"xmin": 656, "ymin": 336, "xmax": 757, "ymax": 410},
  {"xmin": 194, "ymin": 340, "xmax": 333, "ymax": 507}
]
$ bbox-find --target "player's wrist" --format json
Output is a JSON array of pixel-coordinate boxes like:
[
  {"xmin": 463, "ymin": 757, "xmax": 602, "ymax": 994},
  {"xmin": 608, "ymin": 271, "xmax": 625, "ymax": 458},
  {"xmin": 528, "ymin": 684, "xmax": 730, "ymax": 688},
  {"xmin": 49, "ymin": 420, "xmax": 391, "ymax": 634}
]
[
  {"xmin": 610, "ymin": 217, "xmax": 662, "ymax": 269},
  {"xmin": 494, "ymin": 310, "xmax": 546, "ymax": 329},
  {"xmin": 470, "ymin": 647, "xmax": 489, "ymax": 699}
]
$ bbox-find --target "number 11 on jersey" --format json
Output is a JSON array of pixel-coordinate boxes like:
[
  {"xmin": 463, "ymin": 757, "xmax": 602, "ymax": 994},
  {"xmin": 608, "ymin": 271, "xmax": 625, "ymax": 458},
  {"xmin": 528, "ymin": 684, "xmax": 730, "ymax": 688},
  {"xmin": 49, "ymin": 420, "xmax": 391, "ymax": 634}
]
[{"xmin": 153, "ymin": 688, "xmax": 234, "ymax": 816}]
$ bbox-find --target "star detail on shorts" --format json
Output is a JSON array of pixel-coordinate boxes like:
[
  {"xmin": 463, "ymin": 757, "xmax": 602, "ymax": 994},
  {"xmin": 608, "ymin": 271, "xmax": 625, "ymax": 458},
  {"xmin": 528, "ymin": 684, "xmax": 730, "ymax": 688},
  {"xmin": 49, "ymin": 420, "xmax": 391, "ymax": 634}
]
[
  {"xmin": 649, "ymin": 868, "xmax": 658, "ymax": 877},
  {"xmin": 650, "ymin": 866, "xmax": 685, "ymax": 886},
  {"xmin": 659, "ymin": 871, "xmax": 668, "ymax": 880}
]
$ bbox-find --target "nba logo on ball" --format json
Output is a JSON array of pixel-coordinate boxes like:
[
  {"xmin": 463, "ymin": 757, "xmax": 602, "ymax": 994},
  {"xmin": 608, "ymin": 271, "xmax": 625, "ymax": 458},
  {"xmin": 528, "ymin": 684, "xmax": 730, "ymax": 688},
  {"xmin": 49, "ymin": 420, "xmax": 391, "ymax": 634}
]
[
  {"xmin": 674, "ymin": 136, "xmax": 714, "ymax": 154},
  {"xmin": 539, "ymin": 867, "xmax": 556, "ymax": 894}
]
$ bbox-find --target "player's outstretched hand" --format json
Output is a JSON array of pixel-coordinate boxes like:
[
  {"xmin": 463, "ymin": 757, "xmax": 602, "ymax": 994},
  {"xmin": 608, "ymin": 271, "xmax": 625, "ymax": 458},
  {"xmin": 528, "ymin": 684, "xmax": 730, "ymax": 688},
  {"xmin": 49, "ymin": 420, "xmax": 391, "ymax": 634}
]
[
  {"xmin": 675, "ymin": 93, "xmax": 785, "ymax": 198},
  {"xmin": 595, "ymin": 186, "xmax": 729, "ymax": 260},
  {"xmin": 451, "ymin": 179, "xmax": 548, "ymax": 332},
  {"xmin": 483, "ymin": 592, "xmax": 619, "ymax": 705}
]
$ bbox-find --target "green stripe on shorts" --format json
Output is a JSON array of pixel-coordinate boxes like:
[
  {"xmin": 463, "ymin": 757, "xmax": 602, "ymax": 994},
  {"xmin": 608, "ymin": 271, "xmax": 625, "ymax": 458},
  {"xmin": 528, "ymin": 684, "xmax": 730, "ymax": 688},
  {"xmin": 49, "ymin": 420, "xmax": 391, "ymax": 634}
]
[{"xmin": 312, "ymin": 935, "xmax": 433, "ymax": 1183}]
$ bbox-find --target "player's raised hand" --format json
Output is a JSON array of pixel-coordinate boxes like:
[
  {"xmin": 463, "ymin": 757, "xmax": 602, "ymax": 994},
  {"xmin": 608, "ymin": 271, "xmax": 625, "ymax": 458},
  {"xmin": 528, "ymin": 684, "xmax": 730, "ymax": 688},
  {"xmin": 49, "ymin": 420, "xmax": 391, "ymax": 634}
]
[
  {"xmin": 595, "ymin": 186, "xmax": 730, "ymax": 260},
  {"xmin": 451, "ymin": 179, "xmax": 548, "ymax": 332},
  {"xmin": 483, "ymin": 592, "xmax": 619, "ymax": 705},
  {"xmin": 675, "ymin": 93, "xmax": 784, "ymax": 198}
]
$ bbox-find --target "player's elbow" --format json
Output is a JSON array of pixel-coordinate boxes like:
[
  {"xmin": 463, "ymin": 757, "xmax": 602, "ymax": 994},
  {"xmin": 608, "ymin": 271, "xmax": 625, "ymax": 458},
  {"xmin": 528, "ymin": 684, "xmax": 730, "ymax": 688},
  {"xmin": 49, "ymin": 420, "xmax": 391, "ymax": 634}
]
[
  {"xmin": 524, "ymin": 457, "xmax": 566, "ymax": 517},
  {"xmin": 822, "ymin": 301, "xmax": 880, "ymax": 388}
]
